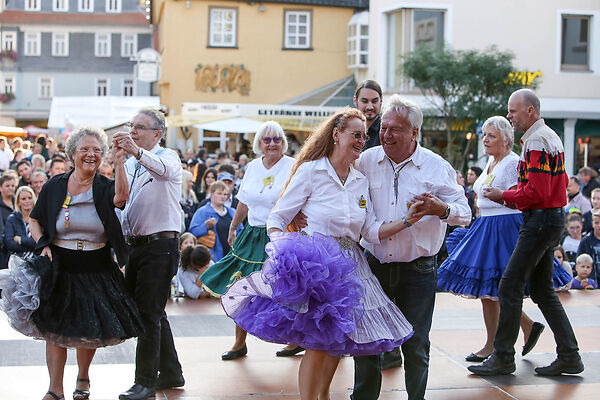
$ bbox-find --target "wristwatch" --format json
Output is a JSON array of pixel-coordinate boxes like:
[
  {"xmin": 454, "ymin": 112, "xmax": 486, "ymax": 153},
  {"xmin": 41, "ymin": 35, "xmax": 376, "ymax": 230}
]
[
  {"xmin": 135, "ymin": 147, "xmax": 143, "ymax": 160},
  {"xmin": 440, "ymin": 205, "xmax": 451, "ymax": 220}
]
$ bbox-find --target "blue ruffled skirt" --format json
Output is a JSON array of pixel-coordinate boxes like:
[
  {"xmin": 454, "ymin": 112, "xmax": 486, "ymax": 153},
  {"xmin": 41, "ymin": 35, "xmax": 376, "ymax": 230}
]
[
  {"xmin": 438, "ymin": 214, "xmax": 572, "ymax": 299},
  {"xmin": 221, "ymin": 232, "xmax": 414, "ymax": 357}
]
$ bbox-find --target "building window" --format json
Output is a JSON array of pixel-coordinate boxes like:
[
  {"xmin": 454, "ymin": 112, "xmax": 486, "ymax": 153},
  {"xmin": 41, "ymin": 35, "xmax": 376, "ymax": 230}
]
[
  {"xmin": 387, "ymin": 8, "xmax": 445, "ymax": 89},
  {"xmin": 39, "ymin": 77, "xmax": 53, "ymax": 99},
  {"xmin": 78, "ymin": 0, "xmax": 94, "ymax": 12},
  {"xmin": 121, "ymin": 33, "xmax": 137, "ymax": 57},
  {"xmin": 96, "ymin": 78, "xmax": 109, "ymax": 96},
  {"xmin": 106, "ymin": 0, "xmax": 121, "ymax": 13},
  {"xmin": 53, "ymin": 0, "xmax": 69, "ymax": 11},
  {"xmin": 52, "ymin": 32, "xmax": 69, "ymax": 57},
  {"xmin": 24, "ymin": 32, "xmax": 41, "ymax": 56},
  {"xmin": 25, "ymin": 0, "xmax": 40, "ymax": 11},
  {"xmin": 208, "ymin": 7, "xmax": 237, "ymax": 47},
  {"xmin": 122, "ymin": 79, "xmax": 134, "ymax": 96},
  {"xmin": 95, "ymin": 33, "xmax": 111, "ymax": 57},
  {"xmin": 561, "ymin": 15, "xmax": 591, "ymax": 71},
  {"xmin": 2, "ymin": 77, "xmax": 15, "ymax": 94},
  {"xmin": 1, "ymin": 31, "xmax": 16, "ymax": 51},
  {"xmin": 284, "ymin": 10, "xmax": 311, "ymax": 49},
  {"xmin": 347, "ymin": 11, "xmax": 368, "ymax": 68}
]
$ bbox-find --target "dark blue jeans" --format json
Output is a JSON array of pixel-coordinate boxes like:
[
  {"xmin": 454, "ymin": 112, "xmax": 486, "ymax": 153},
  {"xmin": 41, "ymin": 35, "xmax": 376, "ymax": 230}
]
[
  {"xmin": 352, "ymin": 252, "xmax": 437, "ymax": 400},
  {"xmin": 124, "ymin": 238, "xmax": 183, "ymax": 388},
  {"xmin": 494, "ymin": 208, "xmax": 580, "ymax": 361}
]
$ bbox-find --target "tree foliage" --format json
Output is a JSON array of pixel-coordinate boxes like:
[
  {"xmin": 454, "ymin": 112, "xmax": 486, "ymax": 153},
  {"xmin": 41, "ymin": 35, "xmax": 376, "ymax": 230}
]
[{"xmin": 402, "ymin": 45, "xmax": 537, "ymax": 168}]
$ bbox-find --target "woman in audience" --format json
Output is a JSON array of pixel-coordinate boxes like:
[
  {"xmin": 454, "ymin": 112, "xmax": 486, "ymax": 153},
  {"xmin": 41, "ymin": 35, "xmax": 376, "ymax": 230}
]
[{"xmin": 3, "ymin": 186, "xmax": 37, "ymax": 260}]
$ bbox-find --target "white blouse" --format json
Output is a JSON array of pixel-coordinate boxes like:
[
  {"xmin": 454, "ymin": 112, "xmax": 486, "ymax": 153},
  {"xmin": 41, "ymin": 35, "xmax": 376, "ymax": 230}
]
[
  {"xmin": 473, "ymin": 152, "xmax": 521, "ymax": 216},
  {"xmin": 267, "ymin": 157, "xmax": 381, "ymax": 244},
  {"xmin": 236, "ymin": 155, "xmax": 295, "ymax": 227}
]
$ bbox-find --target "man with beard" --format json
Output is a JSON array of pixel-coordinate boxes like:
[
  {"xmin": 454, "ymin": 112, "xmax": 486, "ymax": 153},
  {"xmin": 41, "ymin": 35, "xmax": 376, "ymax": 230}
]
[{"xmin": 354, "ymin": 80, "xmax": 383, "ymax": 150}]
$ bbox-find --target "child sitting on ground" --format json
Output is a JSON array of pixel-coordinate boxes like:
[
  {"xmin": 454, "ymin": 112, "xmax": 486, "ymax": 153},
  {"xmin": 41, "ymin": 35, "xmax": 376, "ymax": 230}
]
[
  {"xmin": 571, "ymin": 254, "xmax": 597, "ymax": 290},
  {"xmin": 177, "ymin": 244, "xmax": 214, "ymax": 299}
]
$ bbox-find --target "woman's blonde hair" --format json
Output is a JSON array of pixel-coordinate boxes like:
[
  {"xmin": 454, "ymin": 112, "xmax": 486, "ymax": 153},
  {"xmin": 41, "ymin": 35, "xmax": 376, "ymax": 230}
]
[{"xmin": 14, "ymin": 185, "xmax": 37, "ymax": 214}]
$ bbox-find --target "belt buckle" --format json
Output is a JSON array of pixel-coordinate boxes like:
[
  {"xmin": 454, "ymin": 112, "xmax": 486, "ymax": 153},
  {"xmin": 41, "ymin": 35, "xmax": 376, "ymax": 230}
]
[{"xmin": 77, "ymin": 240, "xmax": 84, "ymax": 251}]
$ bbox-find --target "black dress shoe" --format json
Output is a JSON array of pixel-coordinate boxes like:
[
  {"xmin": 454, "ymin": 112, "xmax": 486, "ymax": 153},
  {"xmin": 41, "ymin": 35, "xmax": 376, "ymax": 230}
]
[
  {"xmin": 467, "ymin": 353, "xmax": 516, "ymax": 376},
  {"xmin": 381, "ymin": 347, "xmax": 403, "ymax": 370},
  {"xmin": 119, "ymin": 383, "xmax": 156, "ymax": 400},
  {"xmin": 275, "ymin": 346, "xmax": 305, "ymax": 357},
  {"xmin": 465, "ymin": 353, "xmax": 489, "ymax": 362},
  {"xmin": 221, "ymin": 344, "xmax": 248, "ymax": 360},
  {"xmin": 534, "ymin": 357, "xmax": 584, "ymax": 376},
  {"xmin": 522, "ymin": 322, "xmax": 545, "ymax": 356},
  {"xmin": 155, "ymin": 374, "xmax": 185, "ymax": 390}
]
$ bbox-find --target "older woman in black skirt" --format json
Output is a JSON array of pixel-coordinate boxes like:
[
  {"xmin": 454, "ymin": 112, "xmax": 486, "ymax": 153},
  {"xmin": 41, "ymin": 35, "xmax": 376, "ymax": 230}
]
[{"xmin": 1, "ymin": 126, "xmax": 142, "ymax": 400}]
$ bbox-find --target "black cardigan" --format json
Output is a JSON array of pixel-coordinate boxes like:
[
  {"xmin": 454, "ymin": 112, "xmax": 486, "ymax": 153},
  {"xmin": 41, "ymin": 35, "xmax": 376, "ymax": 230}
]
[{"xmin": 30, "ymin": 170, "xmax": 129, "ymax": 266}]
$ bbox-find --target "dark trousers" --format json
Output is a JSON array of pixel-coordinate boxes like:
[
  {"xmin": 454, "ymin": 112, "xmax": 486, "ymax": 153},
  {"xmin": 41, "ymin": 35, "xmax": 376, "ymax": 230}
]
[
  {"xmin": 124, "ymin": 238, "xmax": 183, "ymax": 388},
  {"xmin": 352, "ymin": 252, "xmax": 437, "ymax": 400},
  {"xmin": 494, "ymin": 208, "xmax": 580, "ymax": 361}
]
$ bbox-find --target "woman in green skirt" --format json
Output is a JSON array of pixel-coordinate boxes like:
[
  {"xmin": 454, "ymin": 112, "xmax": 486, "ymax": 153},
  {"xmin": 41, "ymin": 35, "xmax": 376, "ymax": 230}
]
[{"xmin": 200, "ymin": 121, "xmax": 295, "ymax": 360}]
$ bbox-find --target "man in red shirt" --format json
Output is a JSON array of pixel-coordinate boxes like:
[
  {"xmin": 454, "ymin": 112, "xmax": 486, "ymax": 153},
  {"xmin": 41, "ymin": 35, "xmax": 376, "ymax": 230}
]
[{"xmin": 469, "ymin": 89, "xmax": 583, "ymax": 376}]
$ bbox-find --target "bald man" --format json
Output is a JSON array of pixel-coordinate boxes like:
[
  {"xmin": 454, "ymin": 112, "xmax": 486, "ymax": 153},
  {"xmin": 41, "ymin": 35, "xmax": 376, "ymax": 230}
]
[{"xmin": 469, "ymin": 89, "xmax": 583, "ymax": 377}]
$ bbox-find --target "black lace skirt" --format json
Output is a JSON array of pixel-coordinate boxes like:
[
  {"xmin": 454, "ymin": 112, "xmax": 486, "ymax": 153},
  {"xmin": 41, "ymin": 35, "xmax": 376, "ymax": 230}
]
[{"xmin": 31, "ymin": 245, "xmax": 143, "ymax": 349}]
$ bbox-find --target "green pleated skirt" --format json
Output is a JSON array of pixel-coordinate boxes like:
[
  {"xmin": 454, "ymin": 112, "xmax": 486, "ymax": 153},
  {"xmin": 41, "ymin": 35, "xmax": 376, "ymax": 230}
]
[{"xmin": 200, "ymin": 224, "xmax": 269, "ymax": 297}]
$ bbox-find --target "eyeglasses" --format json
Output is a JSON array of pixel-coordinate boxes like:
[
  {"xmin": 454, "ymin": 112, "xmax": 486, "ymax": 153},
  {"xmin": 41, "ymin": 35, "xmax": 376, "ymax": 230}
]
[
  {"xmin": 125, "ymin": 122, "xmax": 157, "ymax": 131},
  {"xmin": 346, "ymin": 131, "xmax": 369, "ymax": 142},
  {"xmin": 77, "ymin": 147, "xmax": 103, "ymax": 155},
  {"xmin": 262, "ymin": 137, "xmax": 282, "ymax": 144}
]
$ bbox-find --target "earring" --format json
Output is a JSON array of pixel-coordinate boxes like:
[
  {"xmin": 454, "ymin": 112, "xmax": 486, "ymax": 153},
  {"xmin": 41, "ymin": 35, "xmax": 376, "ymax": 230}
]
[{"xmin": 333, "ymin": 140, "xmax": 337, "ymax": 145}]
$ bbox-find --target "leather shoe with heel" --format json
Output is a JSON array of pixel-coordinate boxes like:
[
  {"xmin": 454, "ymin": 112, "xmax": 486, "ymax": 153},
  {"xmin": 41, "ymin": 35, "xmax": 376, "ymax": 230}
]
[
  {"xmin": 535, "ymin": 357, "xmax": 584, "ymax": 376},
  {"xmin": 221, "ymin": 344, "xmax": 247, "ymax": 360},
  {"xmin": 468, "ymin": 353, "xmax": 516, "ymax": 376},
  {"xmin": 465, "ymin": 353, "xmax": 489, "ymax": 362},
  {"xmin": 522, "ymin": 322, "xmax": 545, "ymax": 356},
  {"xmin": 119, "ymin": 383, "xmax": 156, "ymax": 400},
  {"xmin": 275, "ymin": 346, "xmax": 305, "ymax": 357}
]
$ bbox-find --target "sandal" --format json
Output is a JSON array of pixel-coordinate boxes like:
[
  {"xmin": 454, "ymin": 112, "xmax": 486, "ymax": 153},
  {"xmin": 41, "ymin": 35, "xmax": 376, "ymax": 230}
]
[
  {"xmin": 72, "ymin": 378, "xmax": 90, "ymax": 400},
  {"xmin": 45, "ymin": 391, "xmax": 65, "ymax": 400}
]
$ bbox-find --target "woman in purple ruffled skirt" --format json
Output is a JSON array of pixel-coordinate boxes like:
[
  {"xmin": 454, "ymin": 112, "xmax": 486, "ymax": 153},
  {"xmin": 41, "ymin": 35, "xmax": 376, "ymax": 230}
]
[{"xmin": 221, "ymin": 108, "xmax": 421, "ymax": 400}]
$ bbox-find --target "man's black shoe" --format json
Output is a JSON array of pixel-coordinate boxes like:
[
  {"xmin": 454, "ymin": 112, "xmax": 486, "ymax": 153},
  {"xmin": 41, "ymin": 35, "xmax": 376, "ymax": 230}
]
[
  {"xmin": 381, "ymin": 347, "xmax": 403, "ymax": 370},
  {"xmin": 534, "ymin": 357, "xmax": 584, "ymax": 376},
  {"xmin": 221, "ymin": 344, "xmax": 248, "ymax": 360},
  {"xmin": 467, "ymin": 353, "xmax": 516, "ymax": 376},
  {"xmin": 119, "ymin": 384, "xmax": 156, "ymax": 400},
  {"xmin": 522, "ymin": 322, "xmax": 545, "ymax": 356},
  {"xmin": 155, "ymin": 374, "xmax": 185, "ymax": 390},
  {"xmin": 275, "ymin": 346, "xmax": 305, "ymax": 357}
]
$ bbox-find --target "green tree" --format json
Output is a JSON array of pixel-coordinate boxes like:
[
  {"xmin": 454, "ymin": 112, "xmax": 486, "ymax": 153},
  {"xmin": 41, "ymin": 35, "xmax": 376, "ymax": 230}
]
[{"xmin": 402, "ymin": 45, "xmax": 537, "ymax": 168}]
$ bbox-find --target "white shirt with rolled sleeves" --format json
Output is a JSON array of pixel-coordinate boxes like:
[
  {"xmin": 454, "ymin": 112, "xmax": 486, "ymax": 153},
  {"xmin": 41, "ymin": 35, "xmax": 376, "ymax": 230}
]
[
  {"xmin": 119, "ymin": 143, "xmax": 182, "ymax": 236},
  {"xmin": 355, "ymin": 145, "xmax": 471, "ymax": 263},
  {"xmin": 267, "ymin": 157, "xmax": 382, "ymax": 244}
]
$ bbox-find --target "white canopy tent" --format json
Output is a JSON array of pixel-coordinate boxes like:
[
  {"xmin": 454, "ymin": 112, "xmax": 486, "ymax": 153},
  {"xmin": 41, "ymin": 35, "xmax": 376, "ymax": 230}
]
[{"xmin": 193, "ymin": 117, "xmax": 264, "ymax": 151}]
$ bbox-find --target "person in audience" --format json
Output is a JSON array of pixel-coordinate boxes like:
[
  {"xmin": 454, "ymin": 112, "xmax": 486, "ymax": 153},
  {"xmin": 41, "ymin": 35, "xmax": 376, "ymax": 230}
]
[
  {"xmin": 566, "ymin": 176, "xmax": 591, "ymax": 214},
  {"xmin": 554, "ymin": 245, "xmax": 574, "ymax": 277},
  {"xmin": 30, "ymin": 171, "xmax": 48, "ymax": 197},
  {"xmin": 579, "ymin": 166, "xmax": 600, "ymax": 200},
  {"xmin": 176, "ymin": 245, "xmax": 213, "ymax": 299},
  {"xmin": 571, "ymin": 254, "xmax": 597, "ymax": 289},
  {"xmin": 582, "ymin": 187, "xmax": 600, "ymax": 234},
  {"xmin": 577, "ymin": 210, "xmax": 600, "ymax": 283},
  {"xmin": 563, "ymin": 214, "xmax": 584, "ymax": 263},
  {"xmin": 3, "ymin": 186, "xmax": 37, "ymax": 260},
  {"xmin": 0, "ymin": 173, "xmax": 17, "ymax": 269}
]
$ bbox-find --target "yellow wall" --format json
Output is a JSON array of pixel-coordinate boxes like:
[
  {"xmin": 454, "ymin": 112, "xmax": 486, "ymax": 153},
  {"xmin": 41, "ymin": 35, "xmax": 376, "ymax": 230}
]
[{"xmin": 154, "ymin": 0, "xmax": 355, "ymax": 116}]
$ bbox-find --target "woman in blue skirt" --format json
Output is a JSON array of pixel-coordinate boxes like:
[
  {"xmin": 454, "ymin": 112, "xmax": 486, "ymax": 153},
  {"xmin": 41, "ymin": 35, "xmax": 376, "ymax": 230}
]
[{"xmin": 437, "ymin": 116, "xmax": 572, "ymax": 362}]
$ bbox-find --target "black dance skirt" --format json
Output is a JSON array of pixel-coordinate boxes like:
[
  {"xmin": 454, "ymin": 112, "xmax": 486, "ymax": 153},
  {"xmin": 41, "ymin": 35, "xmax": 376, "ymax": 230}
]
[{"xmin": 3, "ymin": 245, "xmax": 144, "ymax": 349}]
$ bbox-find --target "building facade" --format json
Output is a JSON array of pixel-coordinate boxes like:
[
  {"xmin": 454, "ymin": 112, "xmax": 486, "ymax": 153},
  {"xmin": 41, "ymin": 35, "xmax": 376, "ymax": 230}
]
[
  {"xmin": 151, "ymin": 0, "xmax": 367, "ymax": 139},
  {"xmin": 368, "ymin": 0, "xmax": 600, "ymax": 174},
  {"xmin": 0, "ymin": 0, "xmax": 153, "ymax": 127}
]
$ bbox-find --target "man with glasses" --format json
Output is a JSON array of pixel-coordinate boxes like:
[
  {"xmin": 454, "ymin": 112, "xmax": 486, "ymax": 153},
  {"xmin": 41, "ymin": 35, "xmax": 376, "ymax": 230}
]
[
  {"xmin": 352, "ymin": 95, "xmax": 470, "ymax": 400},
  {"xmin": 114, "ymin": 108, "xmax": 185, "ymax": 400}
]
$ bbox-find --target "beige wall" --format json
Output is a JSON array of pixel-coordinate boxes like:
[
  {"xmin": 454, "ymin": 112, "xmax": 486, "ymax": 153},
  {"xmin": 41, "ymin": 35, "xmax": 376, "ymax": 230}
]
[
  {"xmin": 371, "ymin": 0, "xmax": 600, "ymax": 99},
  {"xmin": 154, "ymin": 0, "xmax": 355, "ymax": 116}
]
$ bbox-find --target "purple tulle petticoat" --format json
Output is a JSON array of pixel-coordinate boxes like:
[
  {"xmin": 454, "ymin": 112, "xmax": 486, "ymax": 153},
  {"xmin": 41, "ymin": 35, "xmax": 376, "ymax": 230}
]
[{"xmin": 221, "ymin": 232, "xmax": 414, "ymax": 357}]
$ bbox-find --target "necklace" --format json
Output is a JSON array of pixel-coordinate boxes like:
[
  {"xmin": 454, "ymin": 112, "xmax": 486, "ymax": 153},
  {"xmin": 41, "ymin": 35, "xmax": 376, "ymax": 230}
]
[
  {"xmin": 71, "ymin": 173, "xmax": 94, "ymax": 186},
  {"xmin": 339, "ymin": 175, "xmax": 347, "ymax": 185}
]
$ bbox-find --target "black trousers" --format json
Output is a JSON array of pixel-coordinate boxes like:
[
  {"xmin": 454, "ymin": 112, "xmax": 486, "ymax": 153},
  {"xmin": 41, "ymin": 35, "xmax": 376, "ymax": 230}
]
[
  {"xmin": 494, "ymin": 208, "xmax": 580, "ymax": 361},
  {"xmin": 124, "ymin": 237, "xmax": 182, "ymax": 388}
]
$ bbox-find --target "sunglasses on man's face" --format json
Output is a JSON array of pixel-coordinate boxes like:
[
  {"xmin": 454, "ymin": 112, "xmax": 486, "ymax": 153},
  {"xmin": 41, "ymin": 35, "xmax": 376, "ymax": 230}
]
[{"xmin": 262, "ymin": 137, "xmax": 282, "ymax": 144}]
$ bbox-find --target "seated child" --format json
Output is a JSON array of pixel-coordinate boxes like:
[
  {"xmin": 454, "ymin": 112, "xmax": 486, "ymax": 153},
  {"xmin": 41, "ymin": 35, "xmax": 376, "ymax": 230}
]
[
  {"xmin": 177, "ymin": 244, "xmax": 214, "ymax": 299},
  {"xmin": 571, "ymin": 254, "xmax": 598, "ymax": 290}
]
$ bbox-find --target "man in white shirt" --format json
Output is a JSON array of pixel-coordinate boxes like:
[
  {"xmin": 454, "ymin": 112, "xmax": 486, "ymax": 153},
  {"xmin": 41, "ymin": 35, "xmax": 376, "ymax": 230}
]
[
  {"xmin": 352, "ymin": 95, "xmax": 471, "ymax": 400},
  {"xmin": 113, "ymin": 108, "xmax": 184, "ymax": 400},
  {"xmin": 0, "ymin": 136, "xmax": 13, "ymax": 171}
]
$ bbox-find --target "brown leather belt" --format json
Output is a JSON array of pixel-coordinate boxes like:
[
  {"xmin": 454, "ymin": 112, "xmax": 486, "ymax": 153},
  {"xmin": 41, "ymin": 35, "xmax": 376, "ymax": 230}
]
[{"xmin": 126, "ymin": 231, "xmax": 180, "ymax": 247}]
